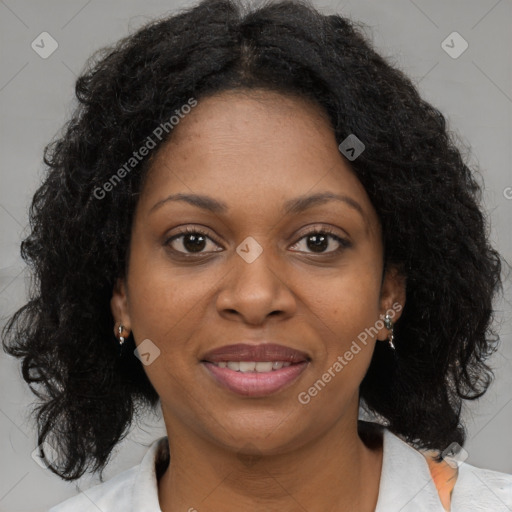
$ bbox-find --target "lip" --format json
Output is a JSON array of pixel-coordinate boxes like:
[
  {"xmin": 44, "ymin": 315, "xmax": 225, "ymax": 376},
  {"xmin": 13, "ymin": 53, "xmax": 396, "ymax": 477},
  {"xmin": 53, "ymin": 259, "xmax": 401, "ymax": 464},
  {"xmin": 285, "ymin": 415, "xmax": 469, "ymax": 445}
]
[
  {"xmin": 201, "ymin": 343, "xmax": 310, "ymax": 363},
  {"xmin": 200, "ymin": 343, "xmax": 310, "ymax": 397},
  {"xmin": 202, "ymin": 361, "xmax": 309, "ymax": 397}
]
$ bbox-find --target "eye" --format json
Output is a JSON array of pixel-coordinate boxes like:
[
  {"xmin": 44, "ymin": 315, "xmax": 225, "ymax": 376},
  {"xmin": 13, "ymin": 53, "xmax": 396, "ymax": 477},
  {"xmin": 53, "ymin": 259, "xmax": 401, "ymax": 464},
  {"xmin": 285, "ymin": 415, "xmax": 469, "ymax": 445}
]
[
  {"xmin": 165, "ymin": 227, "xmax": 222, "ymax": 255},
  {"xmin": 289, "ymin": 227, "xmax": 351, "ymax": 255},
  {"xmin": 165, "ymin": 225, "xmax": 351, "ymax": 257}
]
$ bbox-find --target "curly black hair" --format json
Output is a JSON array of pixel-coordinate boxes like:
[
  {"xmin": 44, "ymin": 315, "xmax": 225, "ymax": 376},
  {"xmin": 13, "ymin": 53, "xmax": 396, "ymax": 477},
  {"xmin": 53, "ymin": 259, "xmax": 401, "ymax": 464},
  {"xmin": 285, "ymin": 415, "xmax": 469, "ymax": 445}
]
[{"xmin": 2, "ymin": 0, "xmax": 503, "ymax": 481}]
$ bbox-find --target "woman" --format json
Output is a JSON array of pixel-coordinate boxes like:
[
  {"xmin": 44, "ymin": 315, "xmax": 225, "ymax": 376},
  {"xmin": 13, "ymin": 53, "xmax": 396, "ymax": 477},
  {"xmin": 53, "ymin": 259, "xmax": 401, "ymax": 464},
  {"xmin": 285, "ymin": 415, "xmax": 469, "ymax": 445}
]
[{"xmin": 2, "ymin": 0, "xmax": 511, "ymax": 510}]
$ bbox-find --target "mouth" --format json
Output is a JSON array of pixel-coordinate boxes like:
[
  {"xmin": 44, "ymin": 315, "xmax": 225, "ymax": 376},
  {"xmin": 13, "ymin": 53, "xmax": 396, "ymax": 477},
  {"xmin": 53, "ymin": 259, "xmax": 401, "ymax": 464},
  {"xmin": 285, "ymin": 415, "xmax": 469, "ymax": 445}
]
[
  {"xmin": 200, "ymin": 343, "xmax": 310, "ymax": 397},
  {"xmin": 208, "ymin": 361, "xmax": 294, "ymax": 372}
]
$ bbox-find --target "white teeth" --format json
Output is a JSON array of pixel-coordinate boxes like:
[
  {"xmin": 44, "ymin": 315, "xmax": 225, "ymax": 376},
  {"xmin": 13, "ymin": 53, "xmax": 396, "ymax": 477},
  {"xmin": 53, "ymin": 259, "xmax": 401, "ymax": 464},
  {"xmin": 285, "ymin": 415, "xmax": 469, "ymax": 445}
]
[
  {"xmin": 239, "ymin": 361, "xmax": 256, "ymax": 373},
  {"xmin": 212, "ymin": 361, "xmax": 295, "ymax": 372},
  {"xmin": 255, "ymin": 362, "xmax": 273, "ymax": 372}
]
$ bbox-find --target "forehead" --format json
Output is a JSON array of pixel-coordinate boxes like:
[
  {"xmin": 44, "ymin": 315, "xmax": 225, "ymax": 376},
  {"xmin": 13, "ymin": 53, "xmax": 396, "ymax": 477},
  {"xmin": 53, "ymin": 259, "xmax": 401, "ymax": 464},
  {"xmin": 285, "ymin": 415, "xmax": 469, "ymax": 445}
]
[
  {"xmin": 170, "ymin": 89, "xmax": 333, "ymax": 139},
  {"xmin": 139, "ymin": 89, "xmax": 378, "ymax": 231}
]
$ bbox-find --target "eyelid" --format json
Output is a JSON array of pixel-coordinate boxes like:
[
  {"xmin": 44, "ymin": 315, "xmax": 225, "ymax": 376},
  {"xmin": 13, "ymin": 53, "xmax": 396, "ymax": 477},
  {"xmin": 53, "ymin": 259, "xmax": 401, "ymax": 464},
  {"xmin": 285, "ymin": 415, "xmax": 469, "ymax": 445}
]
[
  {"xmin": 164, "ymin": 226, "xmax": 223, "ymax": 254},
  {"xmin": 292, "ymin": 224, "xmax": 350, "ymax": 243},
  {"xmin": 289, "ymin": 225, "xmax": 351, "ymax": 253}
]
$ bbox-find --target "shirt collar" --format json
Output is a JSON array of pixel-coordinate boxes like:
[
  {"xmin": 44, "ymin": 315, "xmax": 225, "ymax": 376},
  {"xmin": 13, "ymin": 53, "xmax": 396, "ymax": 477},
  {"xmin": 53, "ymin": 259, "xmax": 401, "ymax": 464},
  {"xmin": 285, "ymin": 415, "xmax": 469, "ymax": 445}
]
[
  {"xmin": 132, "ymin": 428, "xmax": 448, "ymax": 512},
  {"xmin": 131, "ymin": 436, "xmax": 168, "ymax": 512},
  {"xmin": 375, "ymin": 428, "xmax": 446, "ymax": 511}
]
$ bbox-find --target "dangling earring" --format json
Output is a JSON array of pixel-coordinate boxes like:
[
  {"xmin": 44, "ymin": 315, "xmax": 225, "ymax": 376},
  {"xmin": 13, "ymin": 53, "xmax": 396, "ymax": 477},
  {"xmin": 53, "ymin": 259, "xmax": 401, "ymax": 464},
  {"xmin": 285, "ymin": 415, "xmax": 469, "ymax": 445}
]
[
  {"xmin": 116, "ymin": 323, "xmax": 129, "ymax": 346},
  {"xmin": 118, "ymin": 325, "xmax": 125, "ymax": 345},
  {"xmin": 384, "ymin": 314, "xmax": 395, "ymax": 350}
]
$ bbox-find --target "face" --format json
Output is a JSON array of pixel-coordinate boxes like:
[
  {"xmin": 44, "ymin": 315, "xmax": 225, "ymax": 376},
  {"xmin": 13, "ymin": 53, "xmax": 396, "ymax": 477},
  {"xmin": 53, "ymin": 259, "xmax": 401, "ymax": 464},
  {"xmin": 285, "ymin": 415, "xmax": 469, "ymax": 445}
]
[{"xmin": 111, "ymin": 89, "xmax": 405, "ymax": 456}]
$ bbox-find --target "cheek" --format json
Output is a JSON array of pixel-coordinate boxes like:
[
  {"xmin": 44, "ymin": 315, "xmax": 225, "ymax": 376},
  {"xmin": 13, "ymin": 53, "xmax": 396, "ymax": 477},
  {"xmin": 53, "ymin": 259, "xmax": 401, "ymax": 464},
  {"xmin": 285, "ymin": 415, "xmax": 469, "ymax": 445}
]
[
  {"xmin": 124, "ymin": 258, "xmax": 205, "ymax": 398},
  {"xmin": 304, "ymin": 260, "xmax": 382, "ymax": 385},
  {"xmin": 313, "ymin": 262, "xmax": 382, "ymax": 331},
  {"xmin": 126, "ymin": 250, "xmax": 213, "ymax": 341}
]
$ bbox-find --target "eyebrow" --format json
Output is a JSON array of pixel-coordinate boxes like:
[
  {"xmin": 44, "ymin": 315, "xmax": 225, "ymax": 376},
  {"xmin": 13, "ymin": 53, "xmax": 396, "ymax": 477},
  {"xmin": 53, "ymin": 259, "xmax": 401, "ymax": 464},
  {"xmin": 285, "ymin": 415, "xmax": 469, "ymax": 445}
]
[
  {"xmin": 282, "ymin": 192, "xmax": 365, "ymax": 219},
  {"xmin": 149, "ymin": 191, "xmax": 366, "ymax": 222},
  {"xmin": 149, "ymin": 193, "xmax": 228, "ymax": 214}
]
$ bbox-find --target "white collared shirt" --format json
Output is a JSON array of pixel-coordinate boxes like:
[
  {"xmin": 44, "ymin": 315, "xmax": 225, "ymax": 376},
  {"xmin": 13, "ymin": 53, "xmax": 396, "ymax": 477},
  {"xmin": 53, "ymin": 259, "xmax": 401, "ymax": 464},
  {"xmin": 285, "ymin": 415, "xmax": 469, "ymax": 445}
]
[{"xmin": 49, "ymin": 427, "xmax": 512, "ymax": 511}]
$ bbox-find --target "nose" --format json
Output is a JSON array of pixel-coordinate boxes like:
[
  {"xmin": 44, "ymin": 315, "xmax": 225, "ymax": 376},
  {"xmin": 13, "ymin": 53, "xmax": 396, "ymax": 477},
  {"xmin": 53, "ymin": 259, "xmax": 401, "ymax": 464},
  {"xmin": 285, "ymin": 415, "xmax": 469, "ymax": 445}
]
[{"xmin": 215, "ymin": 244, "xmax": 297, "ymax": 326}]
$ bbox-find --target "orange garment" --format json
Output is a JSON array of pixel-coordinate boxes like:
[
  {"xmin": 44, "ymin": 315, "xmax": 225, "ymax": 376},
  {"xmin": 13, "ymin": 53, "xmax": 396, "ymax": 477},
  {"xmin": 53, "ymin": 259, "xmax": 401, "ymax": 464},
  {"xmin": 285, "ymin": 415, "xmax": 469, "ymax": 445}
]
[{"xmin": 422, "ymin": 452, "xmax": 459, "ymax": 511}]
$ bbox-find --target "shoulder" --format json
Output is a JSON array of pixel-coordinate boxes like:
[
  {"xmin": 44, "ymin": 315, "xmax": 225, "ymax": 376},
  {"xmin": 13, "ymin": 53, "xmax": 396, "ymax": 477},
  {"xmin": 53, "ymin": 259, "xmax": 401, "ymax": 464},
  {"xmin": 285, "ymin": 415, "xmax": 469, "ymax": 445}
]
[
  {"xmin": 451, "ymin": 461, "xmax": 512, "ymax": 511},
  {"xmin": 48, "ymin": 465, "xmax": 139, "ymax": 511},
  {"xmin": 48, "ymin": 437, "xmax": 168, "ymax": 512},
  {"xmin": 375, "ymin": 424, "xmax": 512, "ymax": 512}
]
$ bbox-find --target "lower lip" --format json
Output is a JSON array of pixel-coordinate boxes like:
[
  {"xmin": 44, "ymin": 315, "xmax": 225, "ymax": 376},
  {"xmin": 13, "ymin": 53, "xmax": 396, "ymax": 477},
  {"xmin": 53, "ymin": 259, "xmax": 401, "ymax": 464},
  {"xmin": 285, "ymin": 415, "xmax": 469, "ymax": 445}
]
[{"xmin": 202, "ymin": 361, "xmax": 308, "ymax": 397}]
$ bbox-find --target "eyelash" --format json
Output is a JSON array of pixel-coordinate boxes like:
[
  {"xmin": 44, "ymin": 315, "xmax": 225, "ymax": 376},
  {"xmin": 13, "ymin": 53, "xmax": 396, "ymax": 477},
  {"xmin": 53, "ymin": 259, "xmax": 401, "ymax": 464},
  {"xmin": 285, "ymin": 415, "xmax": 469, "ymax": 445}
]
[{"xmin": 164, "ymin": 226, "xmax": 351, "ymax": 257}]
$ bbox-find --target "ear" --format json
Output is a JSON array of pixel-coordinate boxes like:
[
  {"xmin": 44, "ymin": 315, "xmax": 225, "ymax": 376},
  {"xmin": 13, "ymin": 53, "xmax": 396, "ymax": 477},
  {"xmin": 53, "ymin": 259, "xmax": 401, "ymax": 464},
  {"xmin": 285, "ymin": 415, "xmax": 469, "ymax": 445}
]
[
  {"xmin": 110, "ymin": 277, "xmax": 132, "ymax": 332},
  {"xmin": 376, "ymin": 265, "xmax": 406, "ymax": 341}
]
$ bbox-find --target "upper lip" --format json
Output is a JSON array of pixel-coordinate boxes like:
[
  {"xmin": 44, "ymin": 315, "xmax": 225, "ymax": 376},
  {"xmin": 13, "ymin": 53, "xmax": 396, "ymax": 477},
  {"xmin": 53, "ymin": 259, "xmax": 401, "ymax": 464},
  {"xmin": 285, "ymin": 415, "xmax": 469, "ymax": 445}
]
[{"xmin": 201, "ymin": 343, "xmax": 310, "ymax": 363}]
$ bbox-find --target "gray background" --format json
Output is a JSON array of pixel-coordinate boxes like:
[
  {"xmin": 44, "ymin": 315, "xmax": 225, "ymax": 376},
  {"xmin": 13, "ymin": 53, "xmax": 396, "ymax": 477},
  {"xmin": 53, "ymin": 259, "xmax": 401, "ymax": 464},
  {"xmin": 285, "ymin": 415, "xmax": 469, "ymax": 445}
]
[{"xmin": 1, "ymin": 0, "xmax": 511, "ymax": 510}]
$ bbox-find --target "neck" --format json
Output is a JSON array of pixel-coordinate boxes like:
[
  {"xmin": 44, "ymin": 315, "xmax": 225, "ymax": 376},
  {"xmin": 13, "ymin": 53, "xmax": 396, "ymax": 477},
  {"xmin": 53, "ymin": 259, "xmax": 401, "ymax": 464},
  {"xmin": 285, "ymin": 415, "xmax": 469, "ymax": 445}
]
[{"xmin": 158, "ymin": 416, "xmax": 383, "ymax": 512}]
